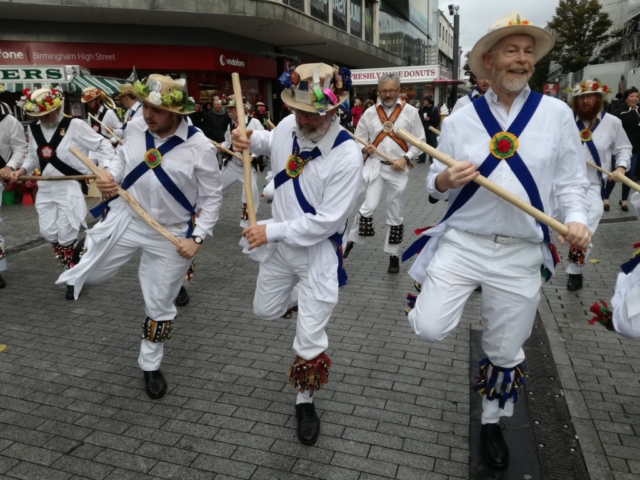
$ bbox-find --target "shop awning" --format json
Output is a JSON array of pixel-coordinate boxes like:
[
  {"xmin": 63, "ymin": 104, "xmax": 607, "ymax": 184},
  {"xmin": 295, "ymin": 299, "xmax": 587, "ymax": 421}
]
[{"xmin": 2, "ymin": 74, "xmax": 127, "ymax": 95}]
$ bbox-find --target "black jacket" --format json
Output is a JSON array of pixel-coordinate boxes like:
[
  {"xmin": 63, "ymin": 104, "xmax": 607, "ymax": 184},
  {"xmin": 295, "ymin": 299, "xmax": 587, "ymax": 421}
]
[
  {"xmin": 419, "ymin": 105, "xmax": 440, "ymax": 132},
  {"xmin": 205, "ymin": 109, "xmax": 232, "ymax": 143},
  {"xmin": 613, "ymin": 105, "xmax": 640, "ymax": 154}
]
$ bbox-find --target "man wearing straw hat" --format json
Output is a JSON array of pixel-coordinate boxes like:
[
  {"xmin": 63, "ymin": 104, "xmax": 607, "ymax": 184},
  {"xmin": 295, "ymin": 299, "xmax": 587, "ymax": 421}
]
[
  {"xmin": 11, "ymin": 86, "xmax": 114, "ymax": 289},
  {"xmin": 221, "ymin": 94, "xmax": 264, "ymax": 227},
  {"xmin": 117, "ymin": 83, "xmax": 143, "ymax": 133},
  {"xmin": 57, "ymin": 74, "xmax": 222, "ymax": 399},
  {"xmin": 82, "ymin": 86, "xmax": 123, "ymax": 144},
  {"xmin": 233, "ymin": 63, "xmax": 362, "ymax": 445},
  {"xmin": 0, "ymin": 98, "xmax": 28, "ymax": 288},
  {"xmin": 564, "ymin": 79, "xmax": 631, "ymax": 292},
  {"xmin": 451, "ymin": 63, "xmax": 491, "ymax": 114},
  {"xmin": 343, "ymin": 72, "xmax": 424, "ymax": 274},
  {"xmin": 403, "ymin": 12, "xmax": 591, "ymax": 468}
]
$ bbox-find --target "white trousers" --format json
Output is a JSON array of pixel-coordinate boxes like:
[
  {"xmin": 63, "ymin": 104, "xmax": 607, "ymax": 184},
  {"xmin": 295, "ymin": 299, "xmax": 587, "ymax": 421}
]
[
  {"xmin": 0, "ymin": 184, "xmax": 6, "ymax": 272},
  {"xmin": 566, "ymin": 184, "xmax": 603, "ymax": 275},
  {"xmin": 407, "ymin": 229, "xmax": 543, "ymax": 423},
  {"xmin": 35, "ymin": 181, "xmax": 86, "ymax": 246},
  {"xmin": 221, "ymin": 159, "xmax": 259, "ymax": 228},
  {"xmin": 348, "ymin": 165, "xmax": 408, "ymax": 255},
  {"xmin": 73, "ymin": 214, "xmax": 191, "ymax": 371},
  {"xmin": 253, "ymin": 244, "xmax": 336, "ymax": 360}
]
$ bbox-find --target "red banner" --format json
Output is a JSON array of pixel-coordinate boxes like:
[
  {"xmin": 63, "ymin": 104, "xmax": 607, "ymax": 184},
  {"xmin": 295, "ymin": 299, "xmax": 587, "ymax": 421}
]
[{"xmin": 0, "ymin": 41, "xmax": 277, "ymax": 78}]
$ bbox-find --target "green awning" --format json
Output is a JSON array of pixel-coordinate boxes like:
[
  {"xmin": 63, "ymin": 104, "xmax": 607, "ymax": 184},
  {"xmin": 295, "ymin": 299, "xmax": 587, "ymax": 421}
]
[{"xmin": 2, "ymin": 74, "xmax": 127, "ymax": 95}]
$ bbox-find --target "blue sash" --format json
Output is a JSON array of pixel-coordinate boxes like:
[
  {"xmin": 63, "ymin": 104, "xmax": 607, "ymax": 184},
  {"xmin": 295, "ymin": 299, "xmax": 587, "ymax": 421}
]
[
  {"xmin": 91, "ymin": 126, "xmax": 199, "ymax": 237},
  {"xmin": 403, "ymin": 92, "xmax": 557, "ymax": 279},
  {"xmin": 122, "ymin": 103, "xmax": 142, "ymax": 132},
  {"xmin": 274, "ymin": 130, "xmax": 352, "ymax": 287},
  {"xmin": 576, "ymin": 111, "xmax": 606, "ymax": 198}
]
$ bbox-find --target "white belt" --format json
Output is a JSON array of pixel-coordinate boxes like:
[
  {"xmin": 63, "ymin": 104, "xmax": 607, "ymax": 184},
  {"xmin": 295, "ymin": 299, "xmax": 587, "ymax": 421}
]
[{"xmin": 470, "ymin": 232, "xmax": 524, "ymax": 245}]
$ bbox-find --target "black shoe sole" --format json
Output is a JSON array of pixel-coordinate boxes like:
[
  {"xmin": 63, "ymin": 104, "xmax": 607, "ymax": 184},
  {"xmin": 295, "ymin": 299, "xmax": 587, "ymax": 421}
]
[
  {"xmin": 146, "ymin": 382, "xmax": 167, "ymax": 400},
  {"xmin": 175, "ymin": 297, "xmax": 190, "ymax": 307},
  {"xmin": 388, "ymin": 268, "xmax": 399, "ymax": 274},
  {"xmin": 298, "ymin": 434, "xmax": 319, "ymax": 445}
]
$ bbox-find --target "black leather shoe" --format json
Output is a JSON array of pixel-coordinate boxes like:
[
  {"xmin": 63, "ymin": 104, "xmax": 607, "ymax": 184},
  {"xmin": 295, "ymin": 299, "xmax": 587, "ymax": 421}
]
[
  {"xmin": 295, "ymin": 403, "xmax": 320, "ymax": 445},
  {"xmin": 65, "ymin": 285, "xmax": 74, "ymax": 300},
  {"xmin": 175, "ymin": 286, "xmax": 190, "ymax": 307},
  {"xmin": 481, "ymin": 423, "xmax": 509, "ymax": 469},
  {"xmin": 620, "ymin": 200, "xmax": 629, "ymax": 212},
  {"xmin": 475, "ymin": 285, "xmax": 482, "ymax": 293},
  {"xmin": 603, "ymin": 202, "xmax": 610, "ymax": 212},
  {"xmin": 343, "ymin": 241, "xmax": 354, "ymax": 259},
  {"xmin": 567, "ymin": 273, "xmax": 583, "ymax": 291},
  {"xmin": 144, "ymin": 370, "xmax": 167, "ymax": 399},
  {"xmin": 388, "ymin": 255, "xmax": 400, "ymax": 274},
  {"xmin": 0, "ymin": 274, "xmax": 5, "ymax": 289}
]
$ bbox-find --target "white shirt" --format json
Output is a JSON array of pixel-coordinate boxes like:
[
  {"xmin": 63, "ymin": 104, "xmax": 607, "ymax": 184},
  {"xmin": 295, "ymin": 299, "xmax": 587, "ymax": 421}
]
[
  {"xmin": 126, "ymin": 101, "xmax": 143, "ymax": 123},
  {"xmin": 0, "ymin": 114, "xmax": 27, "ymax": 169},
  {"xmin": 355, "ymin": 99, "xmax": 424, "ymax": 162},
  {"xmin": 451, "ymin": 88, "xmax": 482, "ymax": 114},
  {"xmin": 23, "ymin": 115, "xmax": 114, "ymax": 176},
  {"xmin": 108, "ymin": 116, "xmax": 223, "ymax": 239},
  {"xmin": 576, "ymin": 112, "xmax": 632, "ymax": 186},
  {"xmin": 87, "ymin": 105, "xmax": 124, "ymax": 140},
  {"xmin": 223, "ymin": 115, "xmax": 263, "ymax": 162},
  {"xmin": 428, "ymin": 84, "xmax": 590, "ymax": 243},
  {"xmin": 0, "ymin": 102, "xmax": 13, "ymax": 116},
  {"xmin": 247, "ymin": 114, "xmax": 363, "ymax": 302}
]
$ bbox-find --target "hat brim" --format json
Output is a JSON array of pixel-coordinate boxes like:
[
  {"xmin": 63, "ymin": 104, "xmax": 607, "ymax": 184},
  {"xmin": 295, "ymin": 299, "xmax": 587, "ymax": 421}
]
[
  {"xmin": 26, "ymin": 105, "xmax": 62, "ymax": 117},
  {"xmin": 132, "ymin": 93, "xmax": 193, "ymax": 115},
  {"xmin": 568, "ymin": 90, "xmax": 608, "ymax": 105},
  {"xmin": 281, "ymin": 89, "xmax": 348, "ymax": 114},
  {"xmin": 468, "ymin": 25, "xmax": 555, "ymax": 80}
]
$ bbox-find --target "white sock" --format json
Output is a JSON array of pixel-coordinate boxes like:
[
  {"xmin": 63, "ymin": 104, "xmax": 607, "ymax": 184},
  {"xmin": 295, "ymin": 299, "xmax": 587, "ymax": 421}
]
[{"xmin": 296, "ymin": 390, "xmax": 313, "ymax": 405}]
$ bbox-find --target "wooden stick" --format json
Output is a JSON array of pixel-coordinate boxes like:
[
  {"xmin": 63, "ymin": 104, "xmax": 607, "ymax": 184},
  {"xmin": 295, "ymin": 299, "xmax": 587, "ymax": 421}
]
[
  {"xmin": 231, "ymin": 73, "xmax": 257, "ymax": 227},
  {"xmin": 88, "ymin": 113, "xmax": 124, "ymax": 145},
  {"xmin": 429, "ymin": 126, "xmax": 441, "ymax": 136},
  {"xmin": 343, "ymin": 129, "xmax": 396, "ymax": 164},
  {"xmin": 396, "ymin": 128, "xmax": 570, "ymax": 236},
  {"xmin": 17, "ymin": 175, "xmax": 96, "ymax": 181},
  {"xmin": 266, "ymin": 119, "xmax": 276, "ymax": 130},
  {"xmin": 211, "ymin": 140, "xmax": 243, "ymax": 162},
  {"xmin": 69, "ymin": 146, "xmax": 181, "ymax": 247},
  {"xmin": 586, "ymin": 162, "xmax": 640, "ymax": 193}
]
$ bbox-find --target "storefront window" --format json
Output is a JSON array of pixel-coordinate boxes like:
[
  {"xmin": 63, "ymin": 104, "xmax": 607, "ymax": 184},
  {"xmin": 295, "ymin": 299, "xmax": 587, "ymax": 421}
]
[
  {"xmin": 364, "ymin": 0, "xmax": 374, "ymax": 43},
  {"xmin": 310, "ymin": 0, "xmax": 329, "ymax": 22},
  {"xmin": 379, "ymin": 5, "xmax": 427, "ymax": 64},
  {"xmin": 350, "ymin": 0, "xmax": 363, "ymax": 38},
  {"xmin": 283, "ymin": 0, "xmax": 305, "ymax": 12},
  {"xmin": 333, "ymin": 0, "xmax": 348, "ymax": 31}
]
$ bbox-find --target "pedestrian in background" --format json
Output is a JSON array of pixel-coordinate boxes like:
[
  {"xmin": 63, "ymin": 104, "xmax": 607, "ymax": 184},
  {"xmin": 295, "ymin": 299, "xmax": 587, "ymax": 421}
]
[
  {"xmin": 363, "ymin": 99, "xmax": 374, "ymax": 111},
  {"xmin": 351, "ymin": 98, "xmax": 363, "ymax": 129},
  {"xmin": 206, "ymin": 98, "xmax": 231, "ymax": 144},
  {"xmin": 419, "ymin": 96, "xmax": 440, "ymax": 163}
]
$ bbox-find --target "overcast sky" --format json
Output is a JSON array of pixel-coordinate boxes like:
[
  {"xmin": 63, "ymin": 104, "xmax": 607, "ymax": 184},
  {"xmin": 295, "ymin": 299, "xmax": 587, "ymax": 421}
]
[{"xmin": 447, "ymin": 0, "xmax": 560, "ymax": 56}]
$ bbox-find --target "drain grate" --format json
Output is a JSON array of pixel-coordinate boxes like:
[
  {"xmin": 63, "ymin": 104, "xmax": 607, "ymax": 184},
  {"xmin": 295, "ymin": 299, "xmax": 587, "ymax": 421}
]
[{"xmin": 523, "ymin": 314, "xmax": 590, "ymax": 479}]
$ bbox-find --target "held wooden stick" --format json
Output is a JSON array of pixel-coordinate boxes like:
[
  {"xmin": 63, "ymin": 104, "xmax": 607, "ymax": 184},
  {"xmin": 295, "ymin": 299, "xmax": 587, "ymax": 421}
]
[
  {"xmin": 231, "ymin": 73, "xmax": 257, "ymax": 226},
  {"xmin": 211, "ymin": 140, "xmax": 243, "ymax": 162},
  {"xmin": 88, "ymin": 113, "xmax": 124, "ymax": 145},
  {"xmin": 266, "ymin": 119, "xmax": 276, "ymax": 130},
  {"xmin": 586, "ymin": 162, "xmax": 640, "ymax": 193},
  {"xmin": 396, "ymin": 128, "xmax": 570, "ymax": 237},
  {"xmin": 17, "ymin": 175, "xmax": 96, "ymax": 181},
  {"xmin": 429, "ymin": 126, "xmax": 441, "ymax": 136},
  {"xmin": 69, "ymin": 146, "xmax": 181, "ymax": 247},
  {"xmin": 343, "ymin": 129, "xmax": 396, "ymax": 164}
]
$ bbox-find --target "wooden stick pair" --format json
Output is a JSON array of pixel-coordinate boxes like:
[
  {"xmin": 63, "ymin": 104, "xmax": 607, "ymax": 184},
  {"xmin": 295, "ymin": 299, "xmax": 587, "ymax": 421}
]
[
  {"xmin": 69, "ymin": 146, "xmax": 181, "ymax": 247},
  {"xmin": 396, "ymin": 128, "xmax": 570, "ymax": 237},
  {"xmin": 88, "ymin": 113, "xmax": 124, "ymax": 145}
]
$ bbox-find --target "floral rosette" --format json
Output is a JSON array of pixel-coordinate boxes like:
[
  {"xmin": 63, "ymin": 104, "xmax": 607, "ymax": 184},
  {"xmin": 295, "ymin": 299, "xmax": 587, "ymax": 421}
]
[
  {"xmin": 279, "ymin": 64, "xmax": 352, "ymax": 111},
  {"xmin": 564, "ymin": 79, "xmax": 610, "ymax": 97},
  {"xmin": 18, "ymin": 86, "xmax": 63, "ymax": 114},
  {"xmin": 285, "ymin": 154, "xmax": 304, "ymax": 178},
  {"xmin": 133, "ymin": 80, "xmax": 195, "ymax": 113},
  {"xmin": 489, "ymin": 132, "xmax": 519, "ymax": 160},
  {"xmin": 579, "ymin": 129, "xmax": 593, "ymax": 143}
]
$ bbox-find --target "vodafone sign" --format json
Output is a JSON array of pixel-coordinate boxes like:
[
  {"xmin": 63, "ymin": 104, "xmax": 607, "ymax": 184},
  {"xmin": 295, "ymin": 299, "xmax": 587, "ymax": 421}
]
[
  {"xmin": 350, "ymin": 65, "xmax": 442, "ymax": 85},
  {"xmin": 219, "ymin": 54, "xmax": 245, "ymax": 68}
]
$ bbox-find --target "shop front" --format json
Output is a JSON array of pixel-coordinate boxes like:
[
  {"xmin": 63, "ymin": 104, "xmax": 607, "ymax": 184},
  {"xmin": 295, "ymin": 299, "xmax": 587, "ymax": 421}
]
[
  {"xmin": 0, "ymin": 40, "xmax": 278, "ymax": 111},
  {"xmin": 350, "ymin": 65, "xmax": 452, "ymax": 107}
]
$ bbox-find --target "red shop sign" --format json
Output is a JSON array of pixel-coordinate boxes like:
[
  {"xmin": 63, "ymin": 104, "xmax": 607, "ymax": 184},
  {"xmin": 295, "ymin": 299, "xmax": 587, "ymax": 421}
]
[{"xmin": 0, "ymin": 41, "xmax": 277, "ymax": 78}]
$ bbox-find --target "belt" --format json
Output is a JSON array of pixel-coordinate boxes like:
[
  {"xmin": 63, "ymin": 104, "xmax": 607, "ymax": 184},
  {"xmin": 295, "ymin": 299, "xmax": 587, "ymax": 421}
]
[
  {"xmin": 381, "ymin": 160, "xmax": 393, "ymax": 166},
  {"xmin": 470, "ymin": 232, "xmax": 524, "ymax": 245}
]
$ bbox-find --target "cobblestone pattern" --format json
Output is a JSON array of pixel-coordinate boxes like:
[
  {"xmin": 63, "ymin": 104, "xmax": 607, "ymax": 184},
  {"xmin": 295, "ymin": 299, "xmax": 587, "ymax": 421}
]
[{"xmin": 0, "ymin": 165, "xmax": 476, "ymax": 480}]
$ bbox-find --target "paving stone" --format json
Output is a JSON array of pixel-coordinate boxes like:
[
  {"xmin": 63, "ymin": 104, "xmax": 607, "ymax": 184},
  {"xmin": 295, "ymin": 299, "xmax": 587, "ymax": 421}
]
[
  {"xmin": 50, "ymin": 455, "xmax": 115, "ymax": 480},
  {"xmin": 93, "ymin": 448, "xmax": 158, "ymax": 474},
  {"xmin": 5, "ymin": 460, "xmax": 72, "ymax": 480},
  {"xmin": 2, "ymin": 442, "xmax": 63, "ymax": 466}
]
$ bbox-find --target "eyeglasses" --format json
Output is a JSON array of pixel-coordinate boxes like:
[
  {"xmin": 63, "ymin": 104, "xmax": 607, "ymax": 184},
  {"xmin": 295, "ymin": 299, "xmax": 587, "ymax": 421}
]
[{"xmin": 379, "ymin": 88, "xmax": 399, "ymax": 95}]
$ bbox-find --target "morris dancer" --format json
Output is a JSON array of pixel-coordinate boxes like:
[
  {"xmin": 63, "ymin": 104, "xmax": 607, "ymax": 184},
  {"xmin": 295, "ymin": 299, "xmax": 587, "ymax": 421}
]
[
  {"xmin": 564, "ymin": 79, "xmax": 631, "ymax": 291},
  {"xmin": 82, "ymin": 87, "xmax": 123, "ymax": 144},
  {"xmin": 221, "ymin": 95, "xmax": 263, "ymax": 227},
  {"xmin": 57, "ymin": 74, "xmax": 222, "ymax": 399},
  {"xmin": 11, "ymin": 86, "xmax": 114, "ymax": 297},
  {"xmin": 403, "ymin": 13, "xmax": 591, "ymax": 468},
  {"xmin": 234, "ymin": 63, "xmax": 362, "ymax": 445},
  {"xmin": 0, "ymin": 84, "xmax": 13, "ymax": 116},
  {"xmin": 344, "ymin": 73, "xmax": 424, "ymax": 273},
  {"xmin": 451, "ymin": 63, "xmax": 491, "ymax": 114},
  {"xmin": 0, "ymin": 104, "xmax": 28, "ymax": 288},
  {"xmin": 118, "ymin": 84, "xmax": 143, "ymax": 133}
]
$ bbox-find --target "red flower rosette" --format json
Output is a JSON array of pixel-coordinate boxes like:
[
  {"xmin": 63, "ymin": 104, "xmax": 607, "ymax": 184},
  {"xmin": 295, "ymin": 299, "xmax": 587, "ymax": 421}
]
[
  {"xmin": 588, "ymin": 300, "xmax": 614, "ymax": 331},
  {"xmin": 489, "ymin": 132, "xmax": 518, "ymax": 160}
]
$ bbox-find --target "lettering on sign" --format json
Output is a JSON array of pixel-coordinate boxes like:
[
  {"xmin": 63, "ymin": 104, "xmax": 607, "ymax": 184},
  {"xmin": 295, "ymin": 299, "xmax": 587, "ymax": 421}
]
[
  {"xmin": 0, "ymin": 66, "xmax": 66, "ymax": 82},
  {"xmin": 350, "ymin": 67, "xmax": 440, "ymax": 85},
  {"xmin": 220, "ymin": 55, "xmax": 246, "ymax": 68},
  {"xmin": 0, "ymin": 49, "xmax": 25, "ymax": 60}
]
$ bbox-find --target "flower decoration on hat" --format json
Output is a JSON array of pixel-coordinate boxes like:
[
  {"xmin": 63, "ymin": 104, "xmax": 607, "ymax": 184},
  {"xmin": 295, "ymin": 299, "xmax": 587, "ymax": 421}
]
[
  {"xmin": 506, "ymin": 13, "xmax": 530, "ymax": 26},
  {"xmin": 18, "ymin": 86, "xmax": 63, "ymax": 114},
  {"xmin": 564, "ymin": 79, "xmax": 610, "ymax": 97},
  {"xmin": 489, "ymin": 131, "xmax": 519, "ymax": 160},
  {"xmin": 133, "ymin": 76, "xmax": 195, "ymax": 113}
]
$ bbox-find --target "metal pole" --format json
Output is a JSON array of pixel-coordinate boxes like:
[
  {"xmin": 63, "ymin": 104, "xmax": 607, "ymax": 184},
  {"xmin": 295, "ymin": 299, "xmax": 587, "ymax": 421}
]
[{"xmin": 451, "ymin": 11, "xmax": 460, "ymax": 106}]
